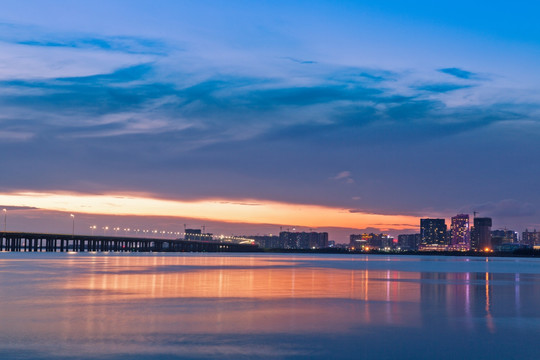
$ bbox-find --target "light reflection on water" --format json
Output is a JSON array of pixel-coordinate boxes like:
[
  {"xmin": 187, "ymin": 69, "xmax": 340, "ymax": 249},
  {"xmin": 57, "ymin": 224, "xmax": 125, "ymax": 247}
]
[{"xmin": 0, "ymin": 253, "xmax": 539, "ymax": 359}]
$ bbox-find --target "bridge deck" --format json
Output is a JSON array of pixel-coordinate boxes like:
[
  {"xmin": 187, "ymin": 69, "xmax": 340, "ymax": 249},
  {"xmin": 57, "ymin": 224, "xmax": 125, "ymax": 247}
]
[{"xmin": 0, "ymin": 232, "xmax": 259, "ymax": 253}]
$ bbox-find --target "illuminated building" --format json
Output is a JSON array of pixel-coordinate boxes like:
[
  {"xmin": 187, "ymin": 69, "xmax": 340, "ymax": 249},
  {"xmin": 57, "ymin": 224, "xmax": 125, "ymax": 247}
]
[
  {"xmin": 470, "ymin": 229, "xmax": 478, "ymax": 250},
  {"xmin": 450, "ymin": 214, "xmax": 470, "ymax": 251},
  {"xmin": 349, "ymin": 234, "xmax": 369, "ymax": 250},
  {"xmin": 380, "ymin": 234, "xmax": 394, "ymax": 249},
  {"xmin": 350, "ymin": 233, "xmax": 381, "ymax": 249},
  {"xmin": 522, "ymin": 229, "xmax": 540, "ymax": 247},
  {"xmin": 279, "ymin": 231, "xmax": 328, "ymax": 249},
  {"xmin": 491, "ymin": 229, "xmax": 518, "ymax": 248},
  {"xmin": 471, "ymin": 217, "xmax": 492, "ymax": 250},
  {"xmin": 420, "ymin": 219, "xmax": 447, "ymax": 250},
  {"xmin": 446, "ymin": 230, "xmax": 453, "ymax": 244},
  {"xmin": 349, "ymin": 233, "xmax": 391, "ymax": 250}
]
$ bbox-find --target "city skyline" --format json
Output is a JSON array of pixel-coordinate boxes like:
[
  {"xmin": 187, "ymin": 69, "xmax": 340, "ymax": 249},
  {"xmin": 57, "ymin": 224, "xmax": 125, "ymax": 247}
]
[
  {"xmin": 1, "ymin": 1, "xmax": 540, "ymax": 240},
  {"xmin": 0, "ymin": 205, "xmax": 529, "ymax": 245}
]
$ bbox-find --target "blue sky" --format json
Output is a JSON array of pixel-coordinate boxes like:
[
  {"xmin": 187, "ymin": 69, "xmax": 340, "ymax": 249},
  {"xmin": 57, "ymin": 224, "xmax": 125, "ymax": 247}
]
[{"xmin": 1, "ymin": 1, "xmax": 540, "ymax": 239}]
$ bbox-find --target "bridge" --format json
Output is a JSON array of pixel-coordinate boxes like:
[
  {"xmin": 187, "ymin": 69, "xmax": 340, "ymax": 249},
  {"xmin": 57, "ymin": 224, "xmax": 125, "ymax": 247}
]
[{"xmin": 0, "ymin": 232, "xmax": 260, "ymax": 253}]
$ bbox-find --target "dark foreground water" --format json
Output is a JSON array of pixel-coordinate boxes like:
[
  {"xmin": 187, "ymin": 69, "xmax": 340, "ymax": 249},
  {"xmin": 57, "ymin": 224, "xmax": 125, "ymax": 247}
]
[{"xmin": 0, "ymin": 253, "xmax": 539, "ymax": 359}]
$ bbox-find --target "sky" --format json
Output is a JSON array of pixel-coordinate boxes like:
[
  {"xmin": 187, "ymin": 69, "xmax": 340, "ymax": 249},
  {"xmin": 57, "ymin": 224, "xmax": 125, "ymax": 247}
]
[{"xmin": 1, "ymin": 0, "xmax": 540, "ymax": 241}]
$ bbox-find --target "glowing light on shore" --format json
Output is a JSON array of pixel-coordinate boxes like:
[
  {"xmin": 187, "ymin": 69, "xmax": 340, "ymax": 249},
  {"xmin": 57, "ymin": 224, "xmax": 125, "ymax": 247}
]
[{"xmin": 0, "ymin": 191, "xmax": 419, "ymax": 230}]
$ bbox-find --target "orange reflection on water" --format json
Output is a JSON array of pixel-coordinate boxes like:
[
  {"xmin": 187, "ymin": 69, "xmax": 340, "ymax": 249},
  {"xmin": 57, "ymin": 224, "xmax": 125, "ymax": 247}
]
[
  {"xmin": 485, "ymin": 271, "xmax": 495, "ymax": 333},
  {"xmin": 41, "ymin": 255, "xmax": 425, "ymax": 337},
  {"xmin": 58, "ymin": 255, "xmax": 422, "ymax": 304}
]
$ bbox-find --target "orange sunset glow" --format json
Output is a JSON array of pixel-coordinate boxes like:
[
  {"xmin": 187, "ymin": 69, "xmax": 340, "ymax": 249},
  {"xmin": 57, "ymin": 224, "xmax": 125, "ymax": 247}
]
[{"xmin": 0, "ymin": 191, "xmax": 419, "ymax": 230}]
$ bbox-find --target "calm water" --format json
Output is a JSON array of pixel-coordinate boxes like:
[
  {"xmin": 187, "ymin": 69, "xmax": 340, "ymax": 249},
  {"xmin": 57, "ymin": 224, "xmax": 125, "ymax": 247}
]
[{"xmin": 0, "ymin": 253, "xmax": 539, "ymax": 359}]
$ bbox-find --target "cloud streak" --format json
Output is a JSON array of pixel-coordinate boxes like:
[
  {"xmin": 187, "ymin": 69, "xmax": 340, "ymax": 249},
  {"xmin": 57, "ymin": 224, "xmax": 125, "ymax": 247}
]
[
  {"xmin": 0, "ymin": 22, "xmax": 169, "ymax": 55},
  {"xmin": 0, "ymin": 53, "xmax": 535, "ymax": 152},
  {"xmin": 438, "ymin": 67, "xmax": 478, "ymax": 80},
  {"xmin": 332, "ymin": 171, "xmax": 354, "ymax": 184}
]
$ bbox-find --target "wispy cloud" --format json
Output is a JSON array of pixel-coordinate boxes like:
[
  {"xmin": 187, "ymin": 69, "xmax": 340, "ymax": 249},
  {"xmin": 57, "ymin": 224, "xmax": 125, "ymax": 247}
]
[
  {"xmin": 0, "ymin": 22, "xmax": 169, "ymax": 55},
  {"xmin": 0, "ymin": 60, "xmax": 538, "ymax": 151},
  {"xmin": 282, "ymin": 56, "xmax": 317, "ymax": 65},
  {"xmin": 438, "ymin": 67, "xmax": 478, "ymax": 80},
  {"xmin": 415, "ymin": 83, "xmax": 472, "ymax": 93},
  {"xmin": 0, "ymin": 205, "xmax": 39, "ymax": 211},
  {"xmin": 0, "ymin": 130, "xmax": 34, "ymax": 141},
  {"xmin": 332, "ymin": 171, "xmax": 354, "ymax": 184}
]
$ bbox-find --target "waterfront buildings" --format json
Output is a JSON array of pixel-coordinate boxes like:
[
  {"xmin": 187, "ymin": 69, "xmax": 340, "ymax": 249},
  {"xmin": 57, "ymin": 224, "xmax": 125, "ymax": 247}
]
[
  {"xmin": 251, "ymin": 235, "xmax": 281, "ymax": 249},
  {"xmin": 380, "ymin": 234, "xmax": 394, "ymax": 249},
  {"xmin": 397, "ymin": 233, "xmax": 420, "ymax": 250},
  {"xmin": 238, "ymin": 232, "xmax": 330, "ymax": 250},
  {"xmin": 361, "ymin": 213, "xmax": 531, "ymax": 253},
  {"xmin": 419, "ymin": 218, "xmax": 447, "ymax": 250},
  {"xmin": 471, "ymin": 217, "xmax": 492, "ymax": 250},
  {"xmin": 349, "ymin": 234, "xmax": 369, "ymax": 250},
  {"xmin": 491, "ymin": 230, "xmax": 518, "ymax": 248},
  {"xmin": 450, "ymin": 214, "xmax": 470, "ymax": 251},
  {"xmin": 350, "ymin": 233, "xmax": 393, "ymax": 250},
  {"xmin": 279, "ymin": 231, "xmax": 328, "ymax": 250},
  {"xmin": 522, "ymin": 229, "xmax": 540, "ymax": 247}
]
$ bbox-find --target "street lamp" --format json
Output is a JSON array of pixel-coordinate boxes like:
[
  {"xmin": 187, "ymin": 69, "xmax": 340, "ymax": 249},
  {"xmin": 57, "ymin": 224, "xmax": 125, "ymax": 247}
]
[
  {"xmin": 2, "ymin": 209, "xmax": 6, "ymax": 233},
  {"xmin": 89, "ymin": 225, "xmax": 96, "ymax": 235},
  {"xmin": 70, "ymin": 214, "xmax": 75, "ymax": 237}
]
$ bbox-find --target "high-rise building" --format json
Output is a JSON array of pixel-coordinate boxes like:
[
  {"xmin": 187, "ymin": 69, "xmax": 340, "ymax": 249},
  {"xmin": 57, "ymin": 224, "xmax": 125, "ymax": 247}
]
[
  {"xmin": 420, "ymin": 219, "xmax": 447, "ymax": 250},
  {"xmin": 350, "ymin": 233, "xmax": 393, "ymax": 250},
  {"xmin": 470, "ymin": 228, "xmax": 478, "ymax": 250},
  {"xmin": 350, "ymin": 233, "xmax": 379, "ymax": 250},
  {"xmin": 491, "ymin": 230, "xmax": 518, "ymax": 248},
  {"xmin": 397, "ymin": 233, "xmax": 420, "ymax": 250},
  {"xmin": 381, "ymin": 235, "xmax": 394, "ymax": 249},
  {"xmin": 446, "ymin": 230, "xmax": 453, "ymax": 245},
  {"xmin": 471, "ymin": 217, "xmax": 492, "ymax": 251},
  {"xmin": 279, "ymin": 231, "xmax": 328, "ymax": 250},
  {"xmin": 450, "ymin": 214, "xmax": 470, "ymax": 251},
  {"xmin": 522, "ymin": 229, "xmax": 540, "ymax": 247},
  {"xmin": 368, "ymin": 234, "xmax": 383, "ymax": 249},
  {"xmin": 309, "ymin": 232, "xmax": 329, "ymax": 249},
  {"xmin": 251, "ymin": 235, "xmax": 281, "ymax": 249},
  {"xmin": 350, "ymin": 234, "xmax": 369, "ymax": 250}
]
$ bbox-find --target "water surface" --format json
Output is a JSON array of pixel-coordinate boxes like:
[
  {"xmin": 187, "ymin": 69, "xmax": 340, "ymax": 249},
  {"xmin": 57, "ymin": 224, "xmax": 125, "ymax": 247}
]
[{"xmin": 0, "ymin": 253, "xmax": 538, "ymax": 359}]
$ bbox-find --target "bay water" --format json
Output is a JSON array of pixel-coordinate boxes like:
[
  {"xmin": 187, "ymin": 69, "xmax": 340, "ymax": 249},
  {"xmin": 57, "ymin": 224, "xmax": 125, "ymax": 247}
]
[{"xmin": 0, "ymin": 253, "xmax": 538, "ymax": 359}]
